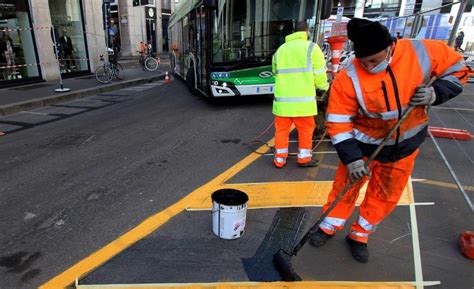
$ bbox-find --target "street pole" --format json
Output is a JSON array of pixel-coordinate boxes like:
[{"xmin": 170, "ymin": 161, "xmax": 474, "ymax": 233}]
[
  {"xmin": 313, "ymin": 0, "xmax": 323, "ymax": 44},
  {"xmin": 52, "ymin": 26, "xmax": 70, "ymax": 93},
  {"xmin": 448, "ymin": 0, "xmax": 467, "ymax": 47},
  {"xmin": 141, "ymin": 7, "xmax": 145, "ymax": 42},
  {"xmin": 104, "ymin": 2, "xmax": 110, "ymax": 49}
]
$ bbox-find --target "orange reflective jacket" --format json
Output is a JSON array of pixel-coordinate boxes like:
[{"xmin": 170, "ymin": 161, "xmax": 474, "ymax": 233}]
[{"xmin": 326, "ymin": 39, "xmax": 470, "ymax": 164}]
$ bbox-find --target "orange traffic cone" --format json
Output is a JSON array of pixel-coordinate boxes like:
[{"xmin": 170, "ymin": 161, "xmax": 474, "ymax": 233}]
[
  {"xmin": 327, "ymin": 36, "xmax": 348, "ymax": 77},
  {"xmin": 164, "ymin": 71, "xmax": 171, "ymax": 84},
  {"xmin": 158, "ymin": 57, "xmax": 161, "ymax": 64}
]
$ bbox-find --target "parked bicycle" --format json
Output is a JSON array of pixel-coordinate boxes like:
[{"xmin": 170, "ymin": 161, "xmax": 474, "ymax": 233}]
[
  {"xmin": 138, "ymin": 46, "xmax": 158, "ymax": 71},
  {"xmin": 95, "ymin": 53, "xmax": 124, "ymax": 84}
]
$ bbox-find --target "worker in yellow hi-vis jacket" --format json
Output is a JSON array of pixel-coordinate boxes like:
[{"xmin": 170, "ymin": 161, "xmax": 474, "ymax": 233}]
[{"xmin": 272, "ymin": 21, "xmax": 329, "ymax": 168}]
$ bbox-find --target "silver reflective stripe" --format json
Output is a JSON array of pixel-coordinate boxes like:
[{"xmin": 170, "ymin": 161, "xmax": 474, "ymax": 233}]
[
  {"xmin": 400, "ymin": 121, "xmax": 429, "ymax": 141},
  {"xmin": 275, "ymin": 148, "xmax": 288, "ymax": 154},
  {"xmin": 327, "ymin": 113, "xmax": 354, "ymax": 123},
  {"xmin": 274, "ymin": 157, "xmax": 286, "ymax": 163},
  {"xmin": 353, "ymin": 128, "xmax": 385, "ymax": 145},
  {"xmin": 331, "ymin": 132, "xmax": 354, "ymax": 145},
  {"xmin": 277, "ymin": 67, "xmax": 312, "ymax": 74},
  {"xmin": 410, "ymin": 40, "xmax": 431, "ymax": 84},
  {"xmin": 274, "ymin": 96, "xmax": 316, "ymax": 102},
  {"xmin": 276, "ymin": 42, "xmax": 315, "ymax": 75},
  {"xmin": 358, "ymin": 216, "xmax": 378, "ymax": 232},
  {"xmin": 346, "ymin": 63, "xmax": 380, "ymax": 119},
  {"xmin": 298, "ymin": 148, "xmax": 312, "ymax": 159},
  {"xmin": 441, "ymin": 74, "xmax": 463, "ymax": 89},
  {"xmin": 350, "ymin": 230, "xmax": 369, "ymax": 237},
  {"xmin": 353, "ymin": 121, "xmax": 428, "ymax": 145},
  {"xmin": 314, "ymin": 66, "xmax": 327, "ymax": 75},
  {"xmin": 307, "ymin": 42, "xmax": 315, "ymax": 68},
  {"xmin": 324, "ymin": 217, "xmax": 346, "ymax": 227},
  {"xmin": 440, "ymin": 60, "xmax": 465, "ymax": 78},
  {"xmin": 320, "ymin": 221, "xmax": 335, "ymax": 232},
  {"xmin": 379, "ymin": 106, "xmax": 409, "ymax": 120}
]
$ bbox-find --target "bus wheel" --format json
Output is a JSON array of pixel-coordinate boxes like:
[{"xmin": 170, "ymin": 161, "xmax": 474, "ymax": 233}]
[{"xmin": 186, "ymin": 66, "xmax": 198, "ymax": 95}]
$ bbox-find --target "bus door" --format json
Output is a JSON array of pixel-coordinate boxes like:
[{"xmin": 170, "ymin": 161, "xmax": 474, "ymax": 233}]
[{"xmin": 196, "ymin": 6, "xmax": 208, "ymax": 93}]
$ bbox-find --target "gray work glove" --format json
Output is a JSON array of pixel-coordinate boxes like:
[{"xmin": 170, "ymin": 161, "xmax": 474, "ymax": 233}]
[
  {"xmin": 410, "ymin": 85, "xmax": 436, "ymax": 106},
  {"xmin": 347, "ymin": 159, "xmax": 370, "ymax": 182}
]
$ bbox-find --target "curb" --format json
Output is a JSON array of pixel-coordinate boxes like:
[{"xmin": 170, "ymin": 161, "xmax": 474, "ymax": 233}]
[{"xmin": 0, "ymin": 72, "xmax": 166, "ymax": 116}]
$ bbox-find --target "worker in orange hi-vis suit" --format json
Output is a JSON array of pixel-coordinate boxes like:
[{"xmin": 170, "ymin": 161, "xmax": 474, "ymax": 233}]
[{"xmin": 309, "ymin": 18, "xmax": 471, "ymax": 263}]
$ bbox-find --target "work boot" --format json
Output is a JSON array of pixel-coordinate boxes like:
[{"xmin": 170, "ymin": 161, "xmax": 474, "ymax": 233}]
[
  {"xmin": 309, "ymin": 228, "xmax": 333, "ymax": 247},
  {"xmin": 346, "ymin": 236, "xmax": 369, "ymax": 263},
  {"xmin": 298, "ymin": 158, "xmax": 319, "ymax": 168}
]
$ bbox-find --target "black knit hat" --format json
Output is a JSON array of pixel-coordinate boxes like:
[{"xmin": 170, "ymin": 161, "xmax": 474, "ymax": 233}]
[{"xmin": 347, "ymin": 18, "xmax": 394, "ymax": 58}]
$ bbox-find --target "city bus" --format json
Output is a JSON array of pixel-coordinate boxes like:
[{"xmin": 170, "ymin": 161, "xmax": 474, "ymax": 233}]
[{"xmin": 169, "ymin": 0, "xmax": 332, "ymax": 97}]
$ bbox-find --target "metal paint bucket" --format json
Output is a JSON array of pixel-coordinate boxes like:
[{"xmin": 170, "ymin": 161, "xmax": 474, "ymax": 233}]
[{"xmin": 211, "ymin": 189, "xmax": 249, "ymax": 240}]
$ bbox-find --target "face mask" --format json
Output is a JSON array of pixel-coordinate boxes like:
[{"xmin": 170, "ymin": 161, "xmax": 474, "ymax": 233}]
[{"xmin": 367, "ymin": 48, "xmax": 392, "ymax": 74}]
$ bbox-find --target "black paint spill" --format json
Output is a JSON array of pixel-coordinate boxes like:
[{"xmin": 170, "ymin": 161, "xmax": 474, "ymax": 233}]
[{"xmin": 242, "ymin": 208, "xmax": 306, "ymax": 281}]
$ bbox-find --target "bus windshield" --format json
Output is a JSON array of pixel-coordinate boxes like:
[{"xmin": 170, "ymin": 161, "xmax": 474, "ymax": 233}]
[{"xmin": 211, "ymin": 0, "xmax": 316, "ymax": 65}]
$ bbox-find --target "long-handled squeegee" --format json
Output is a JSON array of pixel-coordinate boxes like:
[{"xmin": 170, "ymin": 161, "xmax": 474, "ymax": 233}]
[{"xmin": 273, "ymin": 103, "xmax": 419, "ymax": 281}]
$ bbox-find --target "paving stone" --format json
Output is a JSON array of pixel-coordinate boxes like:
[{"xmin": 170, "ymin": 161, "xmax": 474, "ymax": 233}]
[
  {"xmin": 34, "ymin": 106, "xmax": 88, "ymax": 116},
  {"xmin": 0, "ymin": 123, "xmax": 23, "ymax": 133},
  {"xmin": 0, "ymin": 112, "xmax": 60, "ymax": 125},
  {"xmin": 56, "ymin": 99, "xmax": 110, "ymax": 108},
  {"xmin": 89, "ymin": 95, "xmax": 133, "ymax": 102}
]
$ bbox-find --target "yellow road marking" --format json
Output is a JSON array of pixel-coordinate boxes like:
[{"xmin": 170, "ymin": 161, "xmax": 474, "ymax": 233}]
[
  {"xmin": 40, "ymin": 140, "xmax": 274, "ymax": 289},
  {"xmin": 40, "ymin": 132, "xmax": 423, "ymax": 289},
  {"xmin": 186, "ymin": 181, "xmax": 412, "ymax": 210},
  {"xmin": 75, "ymin": 281, "xmax": 440, "ymax": 289}
]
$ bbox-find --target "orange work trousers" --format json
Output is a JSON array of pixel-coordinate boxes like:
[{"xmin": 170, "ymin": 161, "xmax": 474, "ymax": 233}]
[
  {"xmin": 319, "ymin": 149, "xmax": 419, "ymax": 243},
  {"xmin": 274, "ymin": 115, "xmax": 315, "ymax": 167}
]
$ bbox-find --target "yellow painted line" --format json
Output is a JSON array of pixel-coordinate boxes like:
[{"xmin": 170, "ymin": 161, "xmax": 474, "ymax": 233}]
[
  {"xmin": 186, "ymin": 181, "xmax": 413, "ymax": 210},
  {"xmin": 75, "ymin": 281, "xmax": 441, "ymax": 289},
  {"xmin": 40, "ymin": 130, "xmax": 420, "ymax": 289},
  {"xmin": 40, "ymin": 140, "xmax": 274, "ymax": 289}
]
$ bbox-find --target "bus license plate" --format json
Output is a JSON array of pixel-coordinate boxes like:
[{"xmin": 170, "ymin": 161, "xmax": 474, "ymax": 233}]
[{"xmin": 256, "ymin": 86, "xmax": 273, "ymax": 93}]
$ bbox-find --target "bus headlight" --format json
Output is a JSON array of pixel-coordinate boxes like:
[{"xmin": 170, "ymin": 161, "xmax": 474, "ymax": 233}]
[{"xmin": 222, "ymin": 82, "xmax": 228, "ymax": 87}]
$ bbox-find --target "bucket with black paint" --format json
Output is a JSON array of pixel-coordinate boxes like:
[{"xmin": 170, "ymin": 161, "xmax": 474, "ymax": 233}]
[{"xmin": 211, "ymin": 189, "xmax": 249, "ymax": 240}]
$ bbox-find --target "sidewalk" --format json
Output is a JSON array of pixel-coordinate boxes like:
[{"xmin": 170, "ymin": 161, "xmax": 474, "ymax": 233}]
[{"xmin": 0, "ymin": 56, "xmax": 171, "ymax": 116}]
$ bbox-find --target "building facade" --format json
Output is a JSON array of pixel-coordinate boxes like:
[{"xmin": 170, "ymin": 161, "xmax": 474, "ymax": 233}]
[
  {"xmin": 0, "ymin": 0, "xmax": 173, "ymax": 88},
  {"xmin": 0, "ymin": 0, "xmax": 105, "ymax": 88},
  {"xmin": 330, "ymin": 0, "xmax": 474, "ymax": 50},
  {"xmin": 101, "ymin": 0, "xmax": 174, "ymax": 57}
]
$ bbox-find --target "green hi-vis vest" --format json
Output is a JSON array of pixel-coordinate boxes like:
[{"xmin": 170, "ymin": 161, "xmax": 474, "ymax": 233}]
[{"xmin": 272, "ymin": 31, "xmax": 329, "ymax": 117}]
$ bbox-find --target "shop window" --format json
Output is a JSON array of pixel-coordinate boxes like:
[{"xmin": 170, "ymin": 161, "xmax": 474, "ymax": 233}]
[
  {"xmin": 0, "ymin": 0, "xmax": 40, "ymax": 84},
  {"xmin": 48, "ymin": 0, "xmax": 89, "ymax": 75}
]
